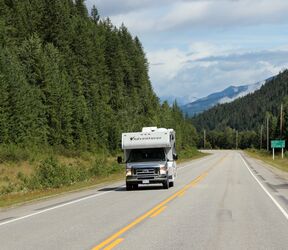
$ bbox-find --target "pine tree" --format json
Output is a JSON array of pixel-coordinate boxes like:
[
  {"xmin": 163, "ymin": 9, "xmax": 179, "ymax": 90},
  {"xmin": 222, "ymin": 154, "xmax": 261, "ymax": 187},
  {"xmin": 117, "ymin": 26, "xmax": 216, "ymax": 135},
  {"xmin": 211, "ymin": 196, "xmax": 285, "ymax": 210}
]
[
  {"xmin": 40, "ymin": 0, "xmax": 72, "ymax": 49},
  {"xmin": 0, "ymin": 2, "xmax": 9, "ymax": 48},
  {"xmin": 86, "ymin": 23, "xmax": 111, "ymax": 147},
  {"xmin": 43, "ymin": 43, "xmax": 73, "ymax": 147},
  {"xmin": 91, "ymin": 5, "xmax": 100, "ymax": 23},
  {"xmin": 0, "ymin": 49, "xmax": 9, "ymax": 143},
  {"xmin": 75, "ymin": 0, "xmax": 88, "ymax": 18},
  {"xmin": 4, "ymin": 49, "xmax": 46, "ymax": 145},
  {"xmin": 71, "ymin": 79, "xmax": 89, "ymax": 150}
]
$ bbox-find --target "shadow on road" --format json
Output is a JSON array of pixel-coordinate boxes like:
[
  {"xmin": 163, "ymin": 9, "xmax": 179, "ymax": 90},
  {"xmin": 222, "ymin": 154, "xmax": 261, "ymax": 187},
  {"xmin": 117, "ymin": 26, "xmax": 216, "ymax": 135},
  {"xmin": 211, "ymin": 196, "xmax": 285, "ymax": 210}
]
[
  {"xmin": 134, "ymin": 185, "xmax": 164, "ymax": 191},
  {"xmin": 98, "ymin": 185, "xmax": 165, "ymax": 192}
]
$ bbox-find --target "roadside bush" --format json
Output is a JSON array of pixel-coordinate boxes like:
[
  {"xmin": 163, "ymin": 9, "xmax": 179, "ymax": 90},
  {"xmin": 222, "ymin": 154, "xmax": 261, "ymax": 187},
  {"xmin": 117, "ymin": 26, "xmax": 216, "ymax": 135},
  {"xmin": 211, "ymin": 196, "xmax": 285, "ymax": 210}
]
[
  {"xmin": 109, "ymin": 163, "xmax": 123, "ymax": 174},
  {"xmin": 90, "ymin": 157, "xmax": 109, "ymax": 176},
  {"xmin": 0, "ymin": 144, "xmax": 30, "ymax": 163},
  {"xmin": 68, "ymin": 164, "xmax": 89, "ymax": 183},
  {"xmin": 54, "ymin": 145, "xmax": 82, "ymax": 158},
  {"xmin": 27, "ymin": 157, "xmax": 73, "ymax": 189},
  {"xmin": 25, "ymin": 157, "xmax": 91, "ymax": 190},
  {"xmin": 90, "ymin": 157, "xmax": 123, "ymax": 177},
  {"xmin": 178, "ymin": 147, "xmax": 200, "ymax": 159},
  {"xmin": 0, "ymin": 181, "xmax": 25, "ymax": 195},
  {"xmin": 0, "ymin": 182, "xmax": 15, "ymax": 195}
]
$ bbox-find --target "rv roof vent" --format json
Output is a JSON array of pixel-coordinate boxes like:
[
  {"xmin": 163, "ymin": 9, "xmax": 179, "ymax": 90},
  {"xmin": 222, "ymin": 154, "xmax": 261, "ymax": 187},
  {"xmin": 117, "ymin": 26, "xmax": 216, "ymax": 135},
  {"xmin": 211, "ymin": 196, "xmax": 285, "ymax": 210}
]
[{"xmin": 142, "ymin": 127, "xmax": 157, "ymax": 133}]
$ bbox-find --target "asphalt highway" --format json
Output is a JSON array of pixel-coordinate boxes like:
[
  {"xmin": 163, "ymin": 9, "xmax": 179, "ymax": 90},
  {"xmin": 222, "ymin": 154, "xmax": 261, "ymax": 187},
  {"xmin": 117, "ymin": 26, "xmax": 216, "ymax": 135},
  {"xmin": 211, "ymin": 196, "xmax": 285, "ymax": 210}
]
[{"xmin": 0, "ymin": 150, "xmax": 288, "ymax": 250}]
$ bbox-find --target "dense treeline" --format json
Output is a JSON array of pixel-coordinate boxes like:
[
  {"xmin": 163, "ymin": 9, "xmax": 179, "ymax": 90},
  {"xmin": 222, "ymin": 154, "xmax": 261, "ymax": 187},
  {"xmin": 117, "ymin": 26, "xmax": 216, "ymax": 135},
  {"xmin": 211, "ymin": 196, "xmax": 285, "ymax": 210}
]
[
  {"xmin": 193, "ymin": 71, "xmax": 288, "ymax": 149},
  {"xmin": 202, "ymin": 128, "xmax": 259, "ymax": 149},
  {"xmin": 0, "ymin": 0, "xmax": 198, "ymax": 153}
]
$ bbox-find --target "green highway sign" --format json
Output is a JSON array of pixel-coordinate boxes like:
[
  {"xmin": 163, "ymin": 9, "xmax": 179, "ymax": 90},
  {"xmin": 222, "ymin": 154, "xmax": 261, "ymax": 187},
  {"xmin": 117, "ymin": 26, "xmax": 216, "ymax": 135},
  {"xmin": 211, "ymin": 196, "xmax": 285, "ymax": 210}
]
[{"xmin": 271, "ymin": 140, "xmax": 285, "ymax": 148}]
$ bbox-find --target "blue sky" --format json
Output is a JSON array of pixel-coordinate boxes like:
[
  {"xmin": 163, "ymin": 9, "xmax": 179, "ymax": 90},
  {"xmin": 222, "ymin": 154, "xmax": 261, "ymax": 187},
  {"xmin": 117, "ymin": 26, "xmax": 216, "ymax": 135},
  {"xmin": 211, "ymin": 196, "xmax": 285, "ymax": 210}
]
[{"xmin": 86, "ymin": 0, "xmax": 288, "ymax": 104}]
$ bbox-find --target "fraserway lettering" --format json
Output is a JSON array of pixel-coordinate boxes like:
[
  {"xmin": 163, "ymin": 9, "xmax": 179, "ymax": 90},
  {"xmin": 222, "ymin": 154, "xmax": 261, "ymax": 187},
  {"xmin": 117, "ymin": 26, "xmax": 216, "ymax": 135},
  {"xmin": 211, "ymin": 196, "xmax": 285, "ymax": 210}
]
[{"xmin": 130, "ymin": 136, "xmax": 162, "ymax": 141}]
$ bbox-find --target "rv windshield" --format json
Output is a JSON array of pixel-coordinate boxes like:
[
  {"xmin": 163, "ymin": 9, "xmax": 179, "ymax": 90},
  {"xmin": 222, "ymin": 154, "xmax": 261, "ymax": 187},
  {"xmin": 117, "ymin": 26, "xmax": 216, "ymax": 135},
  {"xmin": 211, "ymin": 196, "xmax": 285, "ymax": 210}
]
[{"xmin": 128, "ymin": 148, "xmax": 166, "ymax": 162}]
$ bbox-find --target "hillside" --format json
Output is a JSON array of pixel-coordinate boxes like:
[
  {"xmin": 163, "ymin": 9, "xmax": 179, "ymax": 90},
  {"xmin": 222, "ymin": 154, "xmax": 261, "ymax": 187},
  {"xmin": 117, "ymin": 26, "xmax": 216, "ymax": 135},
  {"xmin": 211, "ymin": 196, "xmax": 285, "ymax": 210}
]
[
  {"xmin": 0, "ymin": 0, "xmax": 197, "ymax": 152},
  {"xmin": 192, "ymin": 70, "xmax": 288, "ymax": 148},
  {"xmin": 181, "ymin": 80, "xmax": 265, "ymax": 116}
]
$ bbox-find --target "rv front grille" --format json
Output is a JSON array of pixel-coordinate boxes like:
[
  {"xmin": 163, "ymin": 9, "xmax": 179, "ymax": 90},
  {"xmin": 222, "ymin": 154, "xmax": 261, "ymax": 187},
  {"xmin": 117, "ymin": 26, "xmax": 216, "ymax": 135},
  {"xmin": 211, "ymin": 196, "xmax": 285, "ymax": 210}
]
[{"xmin": 133, "ymin": 168, "xmax": 159, "ymax": 176}]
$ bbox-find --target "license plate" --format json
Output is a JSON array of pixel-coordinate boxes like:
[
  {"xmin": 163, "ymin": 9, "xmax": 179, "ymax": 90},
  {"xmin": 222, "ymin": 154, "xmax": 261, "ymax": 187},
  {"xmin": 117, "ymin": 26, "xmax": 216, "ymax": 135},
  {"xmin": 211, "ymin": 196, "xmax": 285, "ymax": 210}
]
[{"xmin": 142, "ymin": 180, "xmax": 150, "ymax": 184}]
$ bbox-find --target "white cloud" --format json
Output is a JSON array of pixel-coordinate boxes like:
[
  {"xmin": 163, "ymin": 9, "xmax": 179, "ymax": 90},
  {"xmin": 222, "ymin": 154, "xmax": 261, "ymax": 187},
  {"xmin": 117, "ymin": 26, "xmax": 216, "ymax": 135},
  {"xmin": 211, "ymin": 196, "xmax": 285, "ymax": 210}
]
[
  {"xmin": 91, "ymin": 0, "xmax": 288, "ymax": 33},
  {"xmin": 108, "ymin": 10, "xmax": 158, "ymax": 32},
  {"xmin": 187, "ymin": 42, "xmax": 234, "ymax": 60},
  {"xmin": 147, "ymin": 48, "xmax": 186, "ymax": 82},
  {"xmin": 160, "ymin": 1, "xmax": 211, "ymax": 30},
  {"xmin": 86, "ymin": 0, "xmax": 173, "ymax": 16},
  {"xmin": 148, "ymin": 44, "xmax": 288, "ymax": 102}
]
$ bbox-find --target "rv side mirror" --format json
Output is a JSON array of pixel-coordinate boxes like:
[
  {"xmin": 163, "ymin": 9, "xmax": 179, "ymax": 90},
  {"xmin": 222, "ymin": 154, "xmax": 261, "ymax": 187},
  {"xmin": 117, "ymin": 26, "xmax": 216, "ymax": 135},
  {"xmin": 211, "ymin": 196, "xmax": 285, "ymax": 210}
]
[
  {"xmin": 173, "ymin": 154, "xmax": 178, "ymax": 161},
  {"xmin": 117, "ymin": 156, "xmax": 123, "ymax": 164}
]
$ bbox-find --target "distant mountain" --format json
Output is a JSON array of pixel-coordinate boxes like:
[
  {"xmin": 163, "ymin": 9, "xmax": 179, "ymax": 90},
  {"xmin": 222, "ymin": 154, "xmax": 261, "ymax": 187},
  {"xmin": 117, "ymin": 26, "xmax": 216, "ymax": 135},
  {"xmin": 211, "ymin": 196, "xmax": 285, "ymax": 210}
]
[
  {"xmin": 181, "ymin": 80, "xmax": 268, "ymax": 117},
  {"xmin": 192, "ymin": 70, "xmax": 288, "ymax": 132}
]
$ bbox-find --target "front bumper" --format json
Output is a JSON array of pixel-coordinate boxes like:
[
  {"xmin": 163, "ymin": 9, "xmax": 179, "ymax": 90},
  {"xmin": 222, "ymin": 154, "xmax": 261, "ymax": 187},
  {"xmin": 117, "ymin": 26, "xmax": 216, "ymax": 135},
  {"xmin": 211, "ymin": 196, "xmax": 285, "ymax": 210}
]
[{"xmin": 126, "ymin": 174, "xmax": 168, "ymax": 184}]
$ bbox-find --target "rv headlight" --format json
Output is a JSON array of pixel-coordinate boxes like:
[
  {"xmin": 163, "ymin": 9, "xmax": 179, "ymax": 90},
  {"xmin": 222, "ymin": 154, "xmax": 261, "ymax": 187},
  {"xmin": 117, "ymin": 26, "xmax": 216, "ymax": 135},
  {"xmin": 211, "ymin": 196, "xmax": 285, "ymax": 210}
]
[
  {"xmin": 160, "ymin": 165, "xmax": 168, "ymax": 175},
  {"xmin": 126, "ymin": 169, "xmax": 132, "ymax": 176}
]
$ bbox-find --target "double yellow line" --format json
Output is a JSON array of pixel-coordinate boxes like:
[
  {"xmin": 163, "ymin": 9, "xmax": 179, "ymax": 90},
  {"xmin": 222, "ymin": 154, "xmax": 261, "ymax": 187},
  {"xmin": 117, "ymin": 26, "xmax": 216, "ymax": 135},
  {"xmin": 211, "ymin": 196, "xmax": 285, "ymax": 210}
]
[{"xmin": 92, "ymin": 154, "xmax": 227, "ymax": 250}]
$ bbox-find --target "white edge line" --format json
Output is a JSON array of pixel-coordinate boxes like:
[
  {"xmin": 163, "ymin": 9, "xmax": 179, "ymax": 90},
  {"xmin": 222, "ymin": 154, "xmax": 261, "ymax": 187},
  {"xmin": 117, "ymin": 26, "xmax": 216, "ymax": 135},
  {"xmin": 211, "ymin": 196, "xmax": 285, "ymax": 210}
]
[
  {"xmin": 0, "ymin": 186, "xmax": 125, "ymax": 227},
  {"xmin": 240, "ymin": 154, "xmax": 288, "ymax": 220}
]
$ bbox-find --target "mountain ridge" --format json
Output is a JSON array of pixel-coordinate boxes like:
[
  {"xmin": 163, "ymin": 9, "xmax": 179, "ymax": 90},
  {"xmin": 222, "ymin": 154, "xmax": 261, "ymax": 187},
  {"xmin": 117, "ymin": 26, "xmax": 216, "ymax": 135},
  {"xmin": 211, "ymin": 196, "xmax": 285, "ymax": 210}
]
[{"xmin": 181, "ymin": 79, "xmax": 269, "ymax": 116}]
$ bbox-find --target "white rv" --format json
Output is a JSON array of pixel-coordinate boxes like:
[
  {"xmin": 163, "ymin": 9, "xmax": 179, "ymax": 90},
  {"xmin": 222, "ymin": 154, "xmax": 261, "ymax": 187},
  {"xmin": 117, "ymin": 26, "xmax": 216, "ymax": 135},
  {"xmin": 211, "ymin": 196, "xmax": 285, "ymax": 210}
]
[{"xmin": 118, "ymin": 127, "xmax": 178, "ymax": 190}]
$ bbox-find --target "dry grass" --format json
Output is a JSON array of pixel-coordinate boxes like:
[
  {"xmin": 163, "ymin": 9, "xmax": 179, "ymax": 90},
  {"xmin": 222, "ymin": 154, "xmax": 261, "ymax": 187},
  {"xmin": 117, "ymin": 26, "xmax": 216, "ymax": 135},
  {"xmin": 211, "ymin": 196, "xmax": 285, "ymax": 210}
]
[
  {"xmin": 0, "ymin": 172, "xmax": 124, "ymax": 208},
  {"xmin": 246, "ymin": 149, "xmax": 288, "ymax": 172},
  {"xmin": 0, "ymin": 148, "xmax": 125, "ymax": 208},
  {"xmin": 0, "ymin": 161, "xmax": 34, "ymax": 188},
  {"xmin": 0, "ymin": 152, "xmax": 107, "ymax": 191}
]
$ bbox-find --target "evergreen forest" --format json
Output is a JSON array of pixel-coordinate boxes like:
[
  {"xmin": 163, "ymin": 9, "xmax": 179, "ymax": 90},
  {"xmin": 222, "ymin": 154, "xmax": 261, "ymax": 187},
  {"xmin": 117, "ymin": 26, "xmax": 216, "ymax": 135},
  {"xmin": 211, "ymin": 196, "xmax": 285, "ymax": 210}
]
[{"xmin": 0, "ymin": 0, "xmax": 198, "ymax": 153}]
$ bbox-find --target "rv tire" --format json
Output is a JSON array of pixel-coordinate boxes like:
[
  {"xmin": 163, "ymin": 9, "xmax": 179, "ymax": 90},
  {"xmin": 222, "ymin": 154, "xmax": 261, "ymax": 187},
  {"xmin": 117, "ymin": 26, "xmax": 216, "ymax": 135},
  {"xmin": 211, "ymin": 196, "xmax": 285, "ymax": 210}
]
[
  {"xmin": 163, "ymin": 178, "xmax": 169, "ymax": 189},
  {"xmin": 126, "ymin": 183, "xmax": 133, "ymax": 191}
]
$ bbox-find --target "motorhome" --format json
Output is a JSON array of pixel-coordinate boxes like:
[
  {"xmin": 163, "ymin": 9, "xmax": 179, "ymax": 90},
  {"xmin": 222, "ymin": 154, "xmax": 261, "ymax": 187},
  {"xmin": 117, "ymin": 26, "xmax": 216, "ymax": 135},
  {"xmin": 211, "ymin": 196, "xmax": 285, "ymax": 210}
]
[{"xmin": 119, "ymin": 127, "xmax": 177, "ymax": 190}]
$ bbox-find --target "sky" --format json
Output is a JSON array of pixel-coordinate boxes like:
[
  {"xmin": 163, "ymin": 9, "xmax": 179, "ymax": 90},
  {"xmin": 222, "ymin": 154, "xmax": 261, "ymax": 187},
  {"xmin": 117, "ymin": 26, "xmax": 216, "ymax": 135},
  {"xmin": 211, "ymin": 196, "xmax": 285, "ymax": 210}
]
[{"xmin": 86, "ymin": 0, "xmax": 288, "ymax": 104}]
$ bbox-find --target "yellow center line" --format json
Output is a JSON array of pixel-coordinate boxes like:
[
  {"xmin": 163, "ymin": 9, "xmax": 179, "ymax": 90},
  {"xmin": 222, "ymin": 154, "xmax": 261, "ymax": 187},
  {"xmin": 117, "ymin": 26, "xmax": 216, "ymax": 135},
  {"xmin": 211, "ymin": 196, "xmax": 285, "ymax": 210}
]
[
  {"xmin": 103, "ymin": 238, "xmax": 124, "ymax": 250},
  {"xmin": 92, "ymin": 154, "xmax": 227, "ymax": 250},
  {"xmin": 150, "ymin": 206, "xmax": 167, "ymax": 218},
  {"xmin": 177, "ymin": 191, "xmax": 186, "ymax": 197}
]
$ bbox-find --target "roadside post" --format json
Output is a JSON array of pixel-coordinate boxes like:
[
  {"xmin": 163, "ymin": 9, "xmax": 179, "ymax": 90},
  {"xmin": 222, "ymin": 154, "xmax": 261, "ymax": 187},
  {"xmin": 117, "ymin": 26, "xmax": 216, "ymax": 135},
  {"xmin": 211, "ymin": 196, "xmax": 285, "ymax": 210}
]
[{"xmin": 271, "ymin": 140, "xmax": 285, "ymax": 160}]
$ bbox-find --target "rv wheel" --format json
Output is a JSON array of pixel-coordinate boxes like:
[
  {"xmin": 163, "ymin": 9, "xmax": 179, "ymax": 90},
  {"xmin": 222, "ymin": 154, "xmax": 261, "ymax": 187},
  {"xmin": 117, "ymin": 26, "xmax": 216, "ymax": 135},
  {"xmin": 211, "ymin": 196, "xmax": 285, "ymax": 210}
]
[
  {"xmin": 126, "ymin": 183, "xmax": 133, "ymax": 191},
  {"xmin": 163, "ymin": 179, "xmax": 169, "ymax": 189}
]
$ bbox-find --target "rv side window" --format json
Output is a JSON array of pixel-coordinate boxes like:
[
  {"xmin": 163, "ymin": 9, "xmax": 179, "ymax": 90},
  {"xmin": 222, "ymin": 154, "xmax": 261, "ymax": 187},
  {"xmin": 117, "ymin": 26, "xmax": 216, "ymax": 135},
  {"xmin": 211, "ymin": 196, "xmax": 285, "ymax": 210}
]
[{"xmin": 128, "ymin": 148, "xmax": 166, "ymax": 162}]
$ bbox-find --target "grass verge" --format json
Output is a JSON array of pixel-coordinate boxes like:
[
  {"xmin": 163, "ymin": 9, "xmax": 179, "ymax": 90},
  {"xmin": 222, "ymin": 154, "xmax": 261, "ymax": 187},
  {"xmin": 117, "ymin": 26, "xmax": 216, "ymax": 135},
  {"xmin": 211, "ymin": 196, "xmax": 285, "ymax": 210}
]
[
  {"xmin": 0, "ymin": 172, "xmax": 124, "ymax": 208},
  {"xmin": 178, "ymin": 147, "xmax": 209, "ymax": 163},
  {"xmin": 245, "ymin": 149, "xmax": 288, "ymax": 172}
]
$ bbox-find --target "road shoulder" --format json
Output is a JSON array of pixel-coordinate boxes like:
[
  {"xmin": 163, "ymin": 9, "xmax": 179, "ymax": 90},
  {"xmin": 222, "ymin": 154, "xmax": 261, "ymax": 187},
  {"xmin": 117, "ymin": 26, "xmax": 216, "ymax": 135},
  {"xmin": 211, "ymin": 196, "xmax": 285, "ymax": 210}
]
[{"xmin": 243, "ymin": 151, "xmax": 288, "ymax": 181}]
